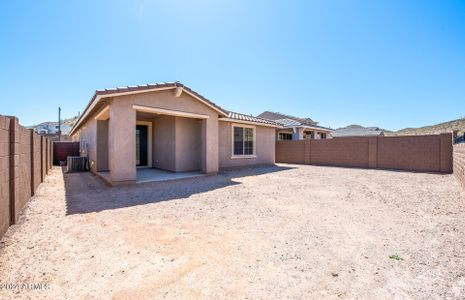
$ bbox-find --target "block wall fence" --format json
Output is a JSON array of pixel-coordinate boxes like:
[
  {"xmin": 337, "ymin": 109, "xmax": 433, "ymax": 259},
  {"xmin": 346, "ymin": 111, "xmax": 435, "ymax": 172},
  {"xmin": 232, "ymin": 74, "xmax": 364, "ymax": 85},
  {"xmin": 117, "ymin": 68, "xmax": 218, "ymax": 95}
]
[
  {"xmin": 453, "ymin": 142, "xmax": 465, "ymax": 189},
  {"xmin": 276, "ymin": 133, "xmax": 453, "ymax": 174},
  {"xmin": 0, "ymin": 115, "xmax": 52, "ymax": 240}
]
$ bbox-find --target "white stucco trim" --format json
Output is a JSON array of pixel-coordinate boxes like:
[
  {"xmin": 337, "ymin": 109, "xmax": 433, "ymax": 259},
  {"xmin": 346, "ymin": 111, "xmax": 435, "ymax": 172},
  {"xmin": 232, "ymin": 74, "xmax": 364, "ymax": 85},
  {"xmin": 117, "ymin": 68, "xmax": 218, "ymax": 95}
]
[
  {"xmin": 230, "ymin": 155, "xmax": 257, "ymax": 159},
  {"xmin": 132, "ymin": 105, "xmax": 210, "ymax": 119},
  {"xmin": 136, "ymin": 120, "xmax": 152, "ymax": 168},
  {"xmin": 231, "ymin": 123, "xmax": 256, "ymax": 159},
  {"xmin": 219, "ymin": 118, "xmax": 281, "ymax": 128}
]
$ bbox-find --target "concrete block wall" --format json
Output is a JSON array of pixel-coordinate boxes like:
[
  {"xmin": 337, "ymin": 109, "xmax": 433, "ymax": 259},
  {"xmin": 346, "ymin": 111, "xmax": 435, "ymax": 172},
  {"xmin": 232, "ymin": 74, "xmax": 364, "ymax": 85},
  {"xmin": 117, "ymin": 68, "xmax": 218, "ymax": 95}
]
[
  {"xmin": 0, "ymin": 116, "xmax": 10, "ymax": 239},
  {"xmin": 0, "ymin": 115, "xmax": 52, "ymax": 240},
  {"xmin": 440, "ymin": 133, "xmax": 454, "ymax": 173},
  {"xmin": 275, "ymin": 140, "xmax": 306, "ymax": 164},
  {"xmin": 48, "ymin": 140, "xmax": 52, "ymax": 170},
  {"xmin": 16, "ymin": 126, "xmax": 31, "ymax": 221},
  {"xmin": 309, "ymin": 137, "xmax": 370, "ymax": 168},
  {"xmin": 453, "ymin": 142, "xmax": 465, "ymax": 189},
  {"xmin": 41, "ymin": 137, "xmax": 47, "ymax": 179},
  {"xmin": 32, "ymin": 133, "xmax": 42, "ymax": 193},
  {"xmin": 276, "ymin": 133, "xmax": 453, "ymax": 173}
]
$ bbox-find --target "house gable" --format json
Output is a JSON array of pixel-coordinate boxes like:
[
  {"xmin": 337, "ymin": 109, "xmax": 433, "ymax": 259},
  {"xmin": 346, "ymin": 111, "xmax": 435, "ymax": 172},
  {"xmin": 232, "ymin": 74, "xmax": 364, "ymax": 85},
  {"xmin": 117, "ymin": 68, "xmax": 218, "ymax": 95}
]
[
  {"xmin": 111, "ymin": 88, "xmax": 224, "ymax": 120},
  {"xmin": 70, "ymin": 82, "xmax": 227, "ymax": 136}
]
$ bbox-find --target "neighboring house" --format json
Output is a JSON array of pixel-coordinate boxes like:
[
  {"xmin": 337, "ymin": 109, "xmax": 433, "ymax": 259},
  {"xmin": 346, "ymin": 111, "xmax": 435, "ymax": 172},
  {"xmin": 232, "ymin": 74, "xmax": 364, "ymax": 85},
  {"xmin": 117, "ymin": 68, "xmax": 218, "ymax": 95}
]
[
  {"xmin": 332, "ymin": 125, "xmax": 385, "ymax": 138},
  {"xmin": 35, "ymin": 122, "xmax": 72, "ymax": 135},
  {"xmin": 257, "ymin": 111, "xmax": 333, "ymax": 140},
  {"xmin": 34, "ymin": 122, "xmax": 73, "ymax": 141},
  {"xmin": 69, "ymin": 82, "xmax": 281, "ymax": 184}
]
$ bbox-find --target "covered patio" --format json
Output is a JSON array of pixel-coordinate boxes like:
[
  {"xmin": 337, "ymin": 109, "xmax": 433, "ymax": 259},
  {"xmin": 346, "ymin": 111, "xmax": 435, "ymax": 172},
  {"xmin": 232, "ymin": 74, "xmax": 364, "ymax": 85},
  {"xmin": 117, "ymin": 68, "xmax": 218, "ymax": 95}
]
[{"xmin": 90, "ymin": 86, "xmax": 221, "ymax": 185}]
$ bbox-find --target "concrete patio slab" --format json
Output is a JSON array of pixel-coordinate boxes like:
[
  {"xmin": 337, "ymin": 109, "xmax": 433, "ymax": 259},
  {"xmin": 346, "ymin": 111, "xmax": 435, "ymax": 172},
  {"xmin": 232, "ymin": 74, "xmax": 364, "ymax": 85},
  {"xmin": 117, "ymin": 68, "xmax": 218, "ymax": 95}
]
[
  {"xmin": 96, "ymin": 168, "xmax": 204, "ymax": 185},
  {"xmin": 136, "ymin": 168, "xmax": 204, "ymax": 183}
]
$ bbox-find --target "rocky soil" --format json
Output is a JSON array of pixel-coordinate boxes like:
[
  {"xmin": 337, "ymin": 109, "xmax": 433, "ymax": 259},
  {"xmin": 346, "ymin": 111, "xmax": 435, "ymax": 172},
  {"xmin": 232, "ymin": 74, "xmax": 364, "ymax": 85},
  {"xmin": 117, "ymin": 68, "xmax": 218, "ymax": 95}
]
[{"xmin": 1, "ymin": 165, "xmax": 464, "ymax": 299}]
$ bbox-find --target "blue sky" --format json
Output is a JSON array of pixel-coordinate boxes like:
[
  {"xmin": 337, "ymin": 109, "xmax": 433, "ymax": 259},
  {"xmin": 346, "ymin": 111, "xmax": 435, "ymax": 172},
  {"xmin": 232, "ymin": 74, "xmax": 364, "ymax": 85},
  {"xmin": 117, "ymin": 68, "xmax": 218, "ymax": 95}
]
[{"xmin": 1, "ymin": 0, "xmax": 464, "ymax": 130}]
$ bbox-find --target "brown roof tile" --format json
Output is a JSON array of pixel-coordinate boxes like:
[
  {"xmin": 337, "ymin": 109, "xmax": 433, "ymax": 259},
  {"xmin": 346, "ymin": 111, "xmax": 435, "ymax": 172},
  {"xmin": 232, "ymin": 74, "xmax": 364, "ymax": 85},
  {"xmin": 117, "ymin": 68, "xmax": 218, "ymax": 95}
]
[{"xmin": 227, "ymin": 112, "xmax": 281, "ymax": 126}]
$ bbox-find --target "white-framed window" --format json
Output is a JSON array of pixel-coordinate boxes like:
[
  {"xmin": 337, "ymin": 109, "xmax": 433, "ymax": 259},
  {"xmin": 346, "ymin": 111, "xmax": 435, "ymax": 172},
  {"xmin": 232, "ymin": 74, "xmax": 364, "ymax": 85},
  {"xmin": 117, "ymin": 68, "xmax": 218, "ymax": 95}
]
[
  {"xmin": 232, "ymin": 124, "xmax": 256, "ymax": 157},
  {"xmin": 278, "ymin": 132, "xmax": 293, "ymax": 140}
]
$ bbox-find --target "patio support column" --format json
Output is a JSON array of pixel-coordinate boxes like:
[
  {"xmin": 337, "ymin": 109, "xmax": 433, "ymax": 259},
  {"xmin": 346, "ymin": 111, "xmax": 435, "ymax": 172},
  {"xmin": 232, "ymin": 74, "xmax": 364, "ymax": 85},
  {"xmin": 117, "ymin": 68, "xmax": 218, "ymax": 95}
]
[
  {"xmin": 293, "ymin": 127, "xmax": 304, "ymax": 140},
  {"xmin": 202, "ymin": 117, "xmax": 219, "ymax": 174},
  {"xmin": 108, "ymin": 101, "xmax": 137, "ymax": 183}
]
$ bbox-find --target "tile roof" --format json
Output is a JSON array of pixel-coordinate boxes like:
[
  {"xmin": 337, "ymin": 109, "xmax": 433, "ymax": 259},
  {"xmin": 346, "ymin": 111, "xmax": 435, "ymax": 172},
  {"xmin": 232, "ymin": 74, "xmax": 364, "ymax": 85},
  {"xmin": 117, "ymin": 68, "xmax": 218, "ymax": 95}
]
[
  {"xmin": 257, "ymin": 111, "xmax": 317, "ymax": 126},
  {"xmin": 274, "ymin": 118, "xmax": 304, "ymax": 127},
  {"xmin": 226, "ymin": 112, "xmax": 281, "ymax": 126},
  {"xmin": 71, "ymin": 82, "xmax": 281, "ymax": 135},
  {"xmin": 257, "ymin": 111, "xmax": 332, "ymax": 131}
]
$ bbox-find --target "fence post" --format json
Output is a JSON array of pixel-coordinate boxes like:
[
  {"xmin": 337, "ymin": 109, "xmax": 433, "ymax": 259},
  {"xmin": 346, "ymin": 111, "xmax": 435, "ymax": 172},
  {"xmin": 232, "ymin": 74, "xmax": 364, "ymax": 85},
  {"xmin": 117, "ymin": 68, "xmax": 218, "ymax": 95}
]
[
  {"xmin": 40, "ymin": 136, "xmax": 44, "ymax": 183},
  {"xmin": 49, "ymin": 140, "xmax": 52, "ymax": 170},
  {"xmin": 45, "ymin": 138, "xmax": 49, "ymax": 175},
  {"xmin": 0, "ymin": 116, "xmax": 10, "ymax": 238},
  {"xmin": 30, "ymin": 129, "xmax": 35, "ymax": 196},
  {"xmin": 440, "ymin": 133, "xmax": 453, "ymax": 173},
  {"xmin": 368, "ymin": 137, "xmax": 378, "ymax": 169},
  {"xmin": 304, "ymin": 140, "xmax": 311, "ymax": 164},
  {"xmin": 9, "ymin": 117, "xmax": 18, "ymax": 225}
]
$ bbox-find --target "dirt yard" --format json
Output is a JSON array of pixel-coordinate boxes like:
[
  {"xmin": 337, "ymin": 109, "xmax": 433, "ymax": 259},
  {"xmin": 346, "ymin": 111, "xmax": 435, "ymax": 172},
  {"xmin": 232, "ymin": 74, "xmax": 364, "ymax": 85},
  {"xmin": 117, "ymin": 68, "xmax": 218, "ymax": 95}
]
[{"xmin": 1, "ymin": 165, "xmax": 464, "ymax": 299}]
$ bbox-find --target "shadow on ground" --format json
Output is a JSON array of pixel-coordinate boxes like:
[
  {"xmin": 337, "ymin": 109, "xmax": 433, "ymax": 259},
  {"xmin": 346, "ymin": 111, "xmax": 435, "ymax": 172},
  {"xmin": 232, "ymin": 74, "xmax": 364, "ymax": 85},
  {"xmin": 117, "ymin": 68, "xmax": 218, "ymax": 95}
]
[{"xmin": 63, "ymin": 165, "xmax": 294, "ymax": 215}]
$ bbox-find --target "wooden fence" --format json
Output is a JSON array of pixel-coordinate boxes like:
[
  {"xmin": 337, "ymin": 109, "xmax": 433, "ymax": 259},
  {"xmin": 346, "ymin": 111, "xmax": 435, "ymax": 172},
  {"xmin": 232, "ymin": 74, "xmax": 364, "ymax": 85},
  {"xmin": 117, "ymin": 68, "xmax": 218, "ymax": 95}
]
[
  {"xmin": 0, "ymin": 115, "xmax": 52, "ymax": 240},
  {"xmin": 276, "ymin": 133, "xmax": 453, "ymax": 173},
  {"xmin": 53, "ymin": 142, "xmax": 80, "ymax": 165}
]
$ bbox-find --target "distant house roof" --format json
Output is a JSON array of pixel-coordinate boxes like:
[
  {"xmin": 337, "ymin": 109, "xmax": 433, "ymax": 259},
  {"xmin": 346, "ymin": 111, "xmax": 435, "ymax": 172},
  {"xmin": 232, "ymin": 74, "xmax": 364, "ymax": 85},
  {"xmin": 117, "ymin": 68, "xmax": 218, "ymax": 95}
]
[
  {"xmin": 274, "ymin": 118, "xmax": 302, "ymax": 127},
  {"xmin": 257, "ymin": 111, "xmax": 332, "ymax": 132},
  {"xmin": 71, "ymin": 82, "xmax": 281, "ymax": 135},
  {"xmin": 332, "ymin": 126, "xmax": 385, "ymax": 137},
  {"xmin": 257, "ymin": 111, "xmax": 317, "ymax": 126}
]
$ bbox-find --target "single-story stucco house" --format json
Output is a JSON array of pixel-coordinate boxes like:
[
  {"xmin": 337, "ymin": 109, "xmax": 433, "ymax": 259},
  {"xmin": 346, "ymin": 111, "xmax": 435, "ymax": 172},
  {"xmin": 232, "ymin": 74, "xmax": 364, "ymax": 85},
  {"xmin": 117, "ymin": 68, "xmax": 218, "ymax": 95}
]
[
  {"xmin": 257, "ymin": 111, "xmax": 333, "ymax": 140},
  {"xmin": 69, "ymin": 82, "xmax": 281, "ymax": 184}
]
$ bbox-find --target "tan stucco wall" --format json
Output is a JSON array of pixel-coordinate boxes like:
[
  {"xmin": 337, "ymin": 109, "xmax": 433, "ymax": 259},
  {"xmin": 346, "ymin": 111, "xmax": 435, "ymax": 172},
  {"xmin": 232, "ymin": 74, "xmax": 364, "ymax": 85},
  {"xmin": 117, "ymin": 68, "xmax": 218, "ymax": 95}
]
[
  {"xmin": 78, "ymin": 118, "xmax": 97, "ymax": 171},
  {"xmin": 108, "ymin": 98, "xmax": 137, "ymax": 182},
  {"xmin": 218, "ymin": 122, "xmax": 275, "ymax": 168},
  {"xmin": 106, "ymin": 89, "xmax": 219, "ymax": 182},
  {"xmin": 96, "ymin": 120, "xmax": 109, "ymax": 171},
  {"xmin": 153, "ymin": 115, "xmax": 176, "ymax": 171},
  {"xmin": 175, "ymin": 117, "xmax": 202, "ymax": 172},
  {"xmin": 151, "ymin": 115, "xmax": 202, "ymax": 172}
]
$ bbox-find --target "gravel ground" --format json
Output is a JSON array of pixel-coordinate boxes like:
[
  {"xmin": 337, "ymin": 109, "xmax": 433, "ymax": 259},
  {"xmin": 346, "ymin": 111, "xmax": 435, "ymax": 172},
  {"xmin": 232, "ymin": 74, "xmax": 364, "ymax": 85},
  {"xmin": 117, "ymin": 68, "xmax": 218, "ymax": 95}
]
[{"xmin": 1, "ymin": 164, "xmax": 464, "ymax": 299}]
